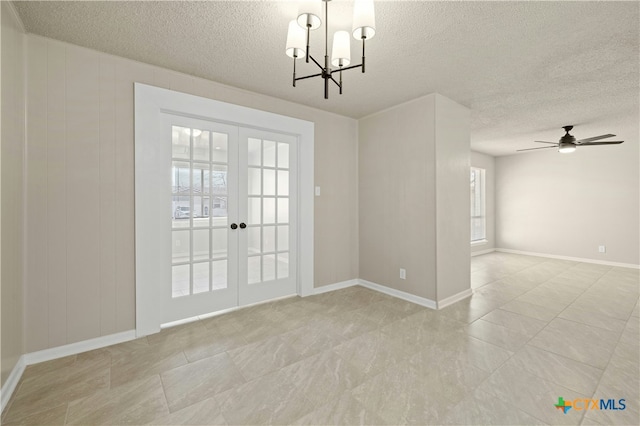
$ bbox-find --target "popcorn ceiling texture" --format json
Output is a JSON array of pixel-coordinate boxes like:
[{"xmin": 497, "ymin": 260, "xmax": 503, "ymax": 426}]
[{"xmin": 13, "ymin": 1, "xmax": 639, "ymax": 156}]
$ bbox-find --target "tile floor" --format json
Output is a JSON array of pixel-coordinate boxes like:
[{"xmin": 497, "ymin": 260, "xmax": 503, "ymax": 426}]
[{"xmin": 2, "ymin": 252, "xmax": 638, "ymax": 425}]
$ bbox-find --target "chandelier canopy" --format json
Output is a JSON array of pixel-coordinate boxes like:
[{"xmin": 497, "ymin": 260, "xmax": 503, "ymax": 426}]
[{"xmin": 285, "ymin": 0, "xmax": 376, "ymax": 99}]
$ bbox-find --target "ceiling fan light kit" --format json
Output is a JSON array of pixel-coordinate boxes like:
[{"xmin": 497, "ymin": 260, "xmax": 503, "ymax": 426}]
[
  {"xmin": 517, "ymin": 125, "xmax": 624, "ymax": 154},
  {"xmin": 285, "ymin": 0, "xmax": 375, "ymax": 99}
]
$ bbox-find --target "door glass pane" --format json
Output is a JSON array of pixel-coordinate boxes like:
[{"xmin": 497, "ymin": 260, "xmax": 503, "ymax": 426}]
[
  {"xmin": 248, "ymin": 227, "xmax": 261, "ymax": 255},
  {"xmin": 263, "ymin": 169, "xmax": 276, "ymax": 196},
  {"xmin": 248, "ymin": 256, "xmax": 261, "ymax": 284},
  {"xmin": 193, "ymin": 130, "xmax": 210, "ymax": 162},
  {"xmin": 211, "ymin": 196, "xmax": 228, "ymax": 226},
  {"xmin": 248, "ymin": 138, "xmax": 261, "ymax": 166},
  {"xmin": 278, "ymin": 143, "xmax": 289, "ymax": 169},
  {"xmin": 212, "ymin": 166, "xmax": 228, "ymax": 194},
  {"xmin": 193, "ymin": 196, "xmax": 209, "ymax": 227},
  {"xmin": 263, "ymin": 226, "xmax": 275, "ymax": 253},
  {"xmin": 211, "ymin": 228, "xmax": 227, "ymax": 259},
  {"xmin": 277, "ymin": 171, "xmax": 289, "ymax": 196},
  {"xmin": 248, "ymin": 168, "xmax": 261, "ymax": 196},
  {"xmin": 172, "ymin": 264, "xmax": 190, "ymax": 298},
  {"xmin": 192, "ymin": 164, "xmax": 209, "ymax": 194},
  {"xmin": 264, "ymin": 140, "xmax": 276, "ymax": 167},
  {"xmin": 172, "ymin": 196, "xmax": 190, "ymax": 228},
  {"xmin": 277, "ymin": 226, "xmax": 289, "ymax": 252},
  {"xmin": 212, "ymin": 132, "xmax": 228, "ymax": 163},
  {"xmin": 263, "ymin": 198, "xmax": 276, "ymax": 224},
  {"xmin": 212, "ymin": 260, "xmax": 228, "ymax": 290},
  {"xmin": 172, "ymin": 161, "xmax": 190, "ymax": 194},
  {"xmin": 263, "ymin": 255, "xmax": 276, "ymax": 282},
  {"xmin": 172, "ymin": 126, "xmax": 190, "ymax": 160},
  {"xmin": 248, "ymin": 198, "xmax": 261, "ymax": 225},
  {"xmin": 172, "ymin": 230, "xmax": 190, "ymax": 264},
  {"xmin": 277, "ymin": 253, "xmax": 289, "ymax": 279},
  {"xmin": 193, "ymin": 262, "xmax": 210, "ymax": 294},
  {"xmin": 193, "ymin": 229, "xmax": 209, "ymax": 261},
  {"xmin": 277, "ymin": 198, "xmax": 289, "ymax": 223}
]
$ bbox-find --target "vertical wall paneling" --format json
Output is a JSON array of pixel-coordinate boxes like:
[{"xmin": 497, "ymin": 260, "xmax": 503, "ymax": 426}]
[
  {"xmin": 99, "ymin": 56, "xmax": 117, "ymax": 335},
  {"xmin": 25, "ymin": 36, "xmax": 49, "ymax": 351},
  {"xmin": 65, "ymin": 47, "xmax": 101, "ymax": 343},
  {"xmin": 46, "ymin": 40, "xmax": 67, "ymax": 347}
]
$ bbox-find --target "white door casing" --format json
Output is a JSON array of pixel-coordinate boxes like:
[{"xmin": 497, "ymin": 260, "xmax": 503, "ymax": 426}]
[{"xmin": 134, "ymin": 83, "xmax": 314, "ymax": 337}]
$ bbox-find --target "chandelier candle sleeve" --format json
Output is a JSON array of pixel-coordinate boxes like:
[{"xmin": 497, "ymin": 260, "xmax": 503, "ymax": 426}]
[{"xmin": 285, "ymin": 0, "xmax": 376, "ymax": 99}]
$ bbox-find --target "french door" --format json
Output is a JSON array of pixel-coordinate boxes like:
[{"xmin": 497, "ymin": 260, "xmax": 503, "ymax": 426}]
[{"xmin": 163, "ymin": 114, "xmax": 297, "ymax": 324}]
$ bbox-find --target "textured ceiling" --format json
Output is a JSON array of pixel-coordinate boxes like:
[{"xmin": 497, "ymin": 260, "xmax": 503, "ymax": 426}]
[{"xmin": 13, "ymin": 0, "xmax": 640, "ymax": 156}]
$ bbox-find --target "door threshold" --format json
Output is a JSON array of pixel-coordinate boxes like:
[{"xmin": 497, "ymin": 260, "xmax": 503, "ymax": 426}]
[{"xmin": 160, "ymin": 293, "xmax": 299, "ymax": 330}]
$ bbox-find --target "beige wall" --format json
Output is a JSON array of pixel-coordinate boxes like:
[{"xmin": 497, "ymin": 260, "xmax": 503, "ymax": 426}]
[
  {"xmin": 358, "ymin": 94, "xmax": 470, "ymax": 302},
  {"xmin": 496, "ymin": 139, "xmax": 640, "ymax": 266},
  {"xmin": 359, "ymin": 96, "xmax": 437, "ymax": 299},
  {"xmin": 24, "ymin": 35, "xmax": 358, "ymax": 352},
  {"xmin": 1, "ymin": 1, "xmax": 25, "ymax": 385},
  {"xmin": 434, "ymin": 95, "xmax": 471, "ymax": 300},
  {"xmin": 471, "ymin": 151, "xmax": 495, "ymax": 254}
]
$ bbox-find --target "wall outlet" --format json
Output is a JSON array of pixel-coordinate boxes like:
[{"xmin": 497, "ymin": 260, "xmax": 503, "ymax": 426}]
[
  {"xmin": 598, "ymin": 245, "xmax": 606, "ymax": 253},
  {"xmin": 399, "ymin": 268, "xmax": 406, "ymax": 280},
  {"xmin": 315, "ymin": 186, "xmax": 321, "ymax": 196}
]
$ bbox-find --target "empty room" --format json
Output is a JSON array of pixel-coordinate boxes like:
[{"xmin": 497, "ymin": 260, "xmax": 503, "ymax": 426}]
[{"xmin": 1, "ymin": 1, "xmax": 638, "ymax": 425}]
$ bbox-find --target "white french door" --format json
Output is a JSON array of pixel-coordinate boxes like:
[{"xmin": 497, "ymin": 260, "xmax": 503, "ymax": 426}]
[{"xmin": 162, "ymin": 114, "xmax": 297, "ymax": 324}]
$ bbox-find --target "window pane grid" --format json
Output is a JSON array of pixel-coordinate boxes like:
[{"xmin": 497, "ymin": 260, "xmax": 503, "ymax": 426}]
[
  {"xmin": 172, "ymin": 126, "xmax": 229, "ymax": 297},
  {"xmin": 470, "ymin": 167, "xmax": 486, "ymax": 242}
]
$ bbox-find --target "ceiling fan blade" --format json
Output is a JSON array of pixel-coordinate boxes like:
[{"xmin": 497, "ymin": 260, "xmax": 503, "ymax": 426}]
[
  {"xmin": 578, "ymin": 141, "xmax": 624, "ymax": 146},
  {"xmin": 517, "ymin": 145, "xmax": 557, "ymax": 152},
  {"xmin": 575, "ymin": 134, "xmax": 616, "ymax": 143},
  {"xmin": 533, "ymin": 141, "xmax": 558, "ymax": 144}
]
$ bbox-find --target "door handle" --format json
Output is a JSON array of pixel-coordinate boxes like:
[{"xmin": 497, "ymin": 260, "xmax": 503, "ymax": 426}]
[
  {"xmin": 239, "ymin": 223, "xmax": 247, "ymax": 229},
  {"xmin": 230, "ymin": 223, "xmax": 238, "ymax": 230}
]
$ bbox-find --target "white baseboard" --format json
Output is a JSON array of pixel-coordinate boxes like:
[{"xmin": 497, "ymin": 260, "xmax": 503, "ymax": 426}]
[
  {"xmin": 24, "ymin": 330, "xmax": 136, "ymax": 366},
  {"xmin": 471, "ymin": 248, "xmax": 496, "ymax": 257},
  {"xmin": 437, "ymin": 288, "xmax": 473, "ymax": 309},
  {"xmin": 1, "ymin": 355, "xmax": 26, "ymax": 412},
  {"xmin": 357, "ymin": 279, "xmax": 438, "ymax": 310},
  {"xmin": 312, "ymin": 279, "xmax": 359, "ymax": 295},
  {"xmin": 496, "ymin": 248, "xmax": 640, "ymax": 270}
]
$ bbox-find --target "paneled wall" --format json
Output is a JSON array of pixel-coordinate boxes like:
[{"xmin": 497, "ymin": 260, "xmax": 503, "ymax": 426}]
[
  {"xmin": 24, "ymin": 35, "xmax": 358, "ymax": 352},
  {"xmin": 1, "ymin": 2, "xmax": 26, "ymax": 385}
]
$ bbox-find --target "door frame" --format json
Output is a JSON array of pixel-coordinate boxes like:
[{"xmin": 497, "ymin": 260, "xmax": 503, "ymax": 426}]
[{"xmin": 134, "ymin": 83, "xmax": 314, "ymax": 337}]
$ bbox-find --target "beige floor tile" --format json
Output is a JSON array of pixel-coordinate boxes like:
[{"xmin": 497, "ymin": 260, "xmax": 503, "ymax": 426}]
[
  {"xmin": 66, "ymin": 374, "xmax": 169, "ymax": 425},
  {"xmin": 481, "ymin": 308, "xmax": 548, "ymax": 337},
  {"xmin": 148, "ymin": 397, "xmax": 226, "ymax": 425},
  {"xmin": 508, "ymin": 345, "xmax": 603, "ymax": 396},
  {"xmin": 501, "ymin": 299, "xmax": 561, "ymax": 321},
  {"xmin": 292, "ymin": 391, "xmax": 391, "ymax": 425},
  {"xmin": 281, "ymin": 349, "xmax": 366, "ymax": 407},
  {"xmin": 350, "ymin": 301, "xmax": 410, "ymax": 326},
  {"xmin": 160, "ymin": 352, "xmax": 246, "ymax": 413},
  {"xmin": 529, "ymin": 318, "xmax": 619, "ymax": 369},
  {"xmin": 439, "ymin": 334, "xmax": 513, "ymax": 373},
  {"xmin": 1, "ymin": 403, "xmax": 67, "ymax": 426},
  {"xmin": 4, "ymin": 350, "xmax": 111, "ymax": 424},
  {"xmin": 407, "ymin": 348, "xmax": 489, "ymax": 391},
  {"xmin": 110, "ymin": 341, "xmax": 188, "ymax": 388},
  {"xmin": 441, "ymin": 388, "xmax": 546, "ymax": 425},
  {"xmin": 227, "ymin": 333, "xmax": 303, "ymax": 381},
  {"xmin": 477, "ymin": 362, "xmax": 589, "ymax": 425},
  {"xmin": 333, "ymin": 329, "xmax": 412, "ymax": 378},
  {"xmin": 558, "ymin": 304, "xmax": 627, "ymax": 333},
  {"xmin": 465, "ymin": 318, "xmax": 531, "ymax": 351},
  {"xmin": 216, "ymin": 369, "xmax": 313, "ymax": 425}
]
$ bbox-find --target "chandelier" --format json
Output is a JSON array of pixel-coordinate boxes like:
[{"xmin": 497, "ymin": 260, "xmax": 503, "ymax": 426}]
[{"xmin": 285, "ymin": 0, "xmax": 376, "ymax": 99}]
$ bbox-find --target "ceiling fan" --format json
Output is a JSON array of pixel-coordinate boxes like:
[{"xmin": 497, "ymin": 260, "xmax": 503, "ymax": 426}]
[{"xmin": 517, "ymin": 126, "xmax": 624, "ymax": 153}]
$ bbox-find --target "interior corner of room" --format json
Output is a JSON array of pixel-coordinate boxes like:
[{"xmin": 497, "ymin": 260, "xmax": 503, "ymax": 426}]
[{"xmin": 1, "ymin": 0, "xmax": 639, "ymax": 421}]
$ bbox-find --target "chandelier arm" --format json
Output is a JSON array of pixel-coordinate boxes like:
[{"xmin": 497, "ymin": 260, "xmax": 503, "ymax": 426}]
[
  {"xmin": 292, "ymin": 57, "xmax": 296, "ymax": 87},
  {"xmin": 362, "ymin": 38, "xmax": 366, "ymax": 73},
  {"xmin": 294, "ymin": 72, "xmax": 324, "ymax": 81},
  {"xmin": 308, "ymin": 54, "xmax": 325, "ymax": 72},
  {"xmin": 331, "ymin": 63, "xmax": 362, "ymax": 73},
  {"xmin": 329, "ymin": 75, "xmax": 341, "ymax": 89}
]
